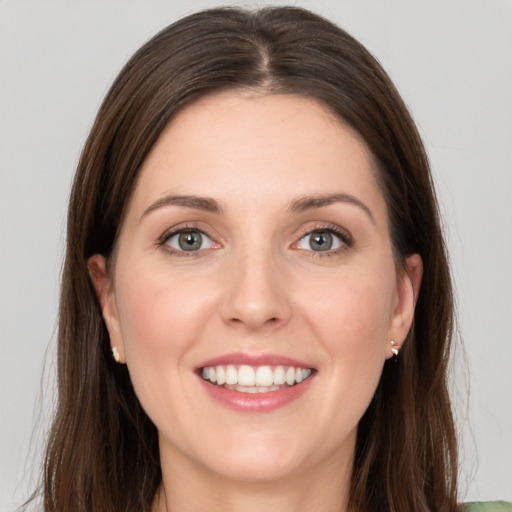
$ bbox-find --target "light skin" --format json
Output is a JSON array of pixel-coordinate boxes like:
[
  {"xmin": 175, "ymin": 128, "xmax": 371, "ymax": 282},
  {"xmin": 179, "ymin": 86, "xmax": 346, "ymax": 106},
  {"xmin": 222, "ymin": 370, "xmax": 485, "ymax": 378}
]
[{"xmin": 89, "ymin": 91, "xmax": 422, "ymax": 512}]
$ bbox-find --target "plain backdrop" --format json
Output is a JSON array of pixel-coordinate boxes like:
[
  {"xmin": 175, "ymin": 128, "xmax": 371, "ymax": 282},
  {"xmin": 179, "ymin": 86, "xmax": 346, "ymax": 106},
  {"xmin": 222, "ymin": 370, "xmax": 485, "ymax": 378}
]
[{"xmin": 1, "ymin": 0, "xmax": 511, "ymax": 509}]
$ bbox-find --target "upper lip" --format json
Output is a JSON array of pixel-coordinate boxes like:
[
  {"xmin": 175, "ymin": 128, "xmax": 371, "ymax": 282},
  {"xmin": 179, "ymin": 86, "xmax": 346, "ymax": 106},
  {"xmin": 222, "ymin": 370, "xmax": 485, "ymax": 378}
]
[{"xmin": 195, "ymin": 352, "xmax": 315, "ymax": 371}]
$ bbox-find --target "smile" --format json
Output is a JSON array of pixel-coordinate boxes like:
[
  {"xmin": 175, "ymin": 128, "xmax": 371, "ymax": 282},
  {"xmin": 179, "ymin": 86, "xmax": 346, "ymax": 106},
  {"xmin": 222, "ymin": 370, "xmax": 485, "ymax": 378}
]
[{"xmin": 201, "ymin": 364, "xmax": 313, "ymax": 393}]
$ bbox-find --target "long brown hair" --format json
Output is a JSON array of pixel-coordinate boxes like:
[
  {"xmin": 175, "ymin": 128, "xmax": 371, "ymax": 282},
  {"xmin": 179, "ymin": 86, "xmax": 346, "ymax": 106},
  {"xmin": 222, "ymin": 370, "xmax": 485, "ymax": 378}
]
[{"xmin": 33, "ymin": 6, "xmax": 458, "ymax": 511}]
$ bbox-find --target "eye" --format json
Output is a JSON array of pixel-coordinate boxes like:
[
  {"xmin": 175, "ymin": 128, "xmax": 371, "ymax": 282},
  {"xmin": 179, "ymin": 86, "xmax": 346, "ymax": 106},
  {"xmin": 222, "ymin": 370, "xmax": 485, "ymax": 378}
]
[
  {"xmin": 296, "ymin": 229, "xmax": 346, "ymax": 252},
  {"xmin": 165, "ymin": 229, "xmax": 215, "ymax": 252}
]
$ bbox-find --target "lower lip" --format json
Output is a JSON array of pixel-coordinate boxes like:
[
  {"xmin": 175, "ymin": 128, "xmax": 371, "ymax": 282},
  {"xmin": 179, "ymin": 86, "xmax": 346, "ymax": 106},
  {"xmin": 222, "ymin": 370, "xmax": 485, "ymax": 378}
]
[{"xmin": 197, "ymin": 373, "xmax": 315, "ymax": 412}]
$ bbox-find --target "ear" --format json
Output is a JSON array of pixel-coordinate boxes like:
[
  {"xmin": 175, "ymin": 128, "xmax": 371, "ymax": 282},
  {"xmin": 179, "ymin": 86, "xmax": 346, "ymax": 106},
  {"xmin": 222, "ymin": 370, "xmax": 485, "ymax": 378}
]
[
  {"xmin": 88, "ymin": 254, "xmax": 125, "ymax": 363},
  {"xmin": 386, "ymin": 253, "xmax": 423, "ymax": 359}
]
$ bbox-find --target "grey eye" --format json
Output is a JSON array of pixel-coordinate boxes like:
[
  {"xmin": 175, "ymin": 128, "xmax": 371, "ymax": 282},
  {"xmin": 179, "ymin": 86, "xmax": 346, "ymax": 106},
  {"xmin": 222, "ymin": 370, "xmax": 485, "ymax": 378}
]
[
  {"xmin": 166, "ymin": 230, "xmax": 214, "ymax": 252},
  {"xmin": 309, "ymin": 231, "xmax": 333, "ymax": 251},
  {"xmin": 297, "ymin": 230, "xmax": 343, "ymax": 252}
]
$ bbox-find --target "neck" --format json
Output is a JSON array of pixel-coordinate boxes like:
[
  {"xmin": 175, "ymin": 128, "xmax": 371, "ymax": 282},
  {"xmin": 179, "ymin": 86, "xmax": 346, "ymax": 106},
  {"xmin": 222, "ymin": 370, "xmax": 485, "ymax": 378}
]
[{"xmin": 152, "ymin": 439, "xmax": 354, "ymax": 512}]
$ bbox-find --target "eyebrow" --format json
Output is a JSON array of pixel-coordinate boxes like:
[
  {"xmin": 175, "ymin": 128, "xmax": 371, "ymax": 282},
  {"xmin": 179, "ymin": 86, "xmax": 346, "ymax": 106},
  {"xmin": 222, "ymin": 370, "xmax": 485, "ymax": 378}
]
[
  {"xmin": 140, "ymin": 192, "xmax": 374, "ymax": 223},
  {"xmin": 140, "ymin": 194, "xmax": 223, "ymax": 220},
  {"xmin": 288, "ymin": 193, "xmax": 375, "ymax": 224}
]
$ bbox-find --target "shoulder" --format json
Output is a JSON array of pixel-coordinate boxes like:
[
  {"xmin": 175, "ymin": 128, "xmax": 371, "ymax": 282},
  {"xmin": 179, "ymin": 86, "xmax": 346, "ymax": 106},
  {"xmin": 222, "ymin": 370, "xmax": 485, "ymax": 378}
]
[{"xmin": 463, "ymin": 502, "xmax": 512, "ymax": 512}]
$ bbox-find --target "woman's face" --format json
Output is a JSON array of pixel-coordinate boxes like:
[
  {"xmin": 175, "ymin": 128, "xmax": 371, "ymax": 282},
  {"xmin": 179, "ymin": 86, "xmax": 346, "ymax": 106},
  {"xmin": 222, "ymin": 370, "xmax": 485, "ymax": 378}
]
[{"xmin": 90, "ymin": 91, "xmax": 421, "ymax": 483}]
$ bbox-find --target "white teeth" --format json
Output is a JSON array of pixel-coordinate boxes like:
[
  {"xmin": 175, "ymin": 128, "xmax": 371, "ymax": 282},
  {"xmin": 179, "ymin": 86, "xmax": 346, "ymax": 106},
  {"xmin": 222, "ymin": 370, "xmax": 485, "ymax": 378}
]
[
  {"xmin": 255, "ymin": 366, "xmax": 274, "ymax": 386},
  {"xmin": 274, "ymin": 366, "xmax": 285, "ymax": 385},
  {"xmin": 229, "ymin": 384, "xmax": 285, "ymax": 393},
  {"xmin": 216, "ymin": 365, "xmax": 226, "ymax": 385},
  {"xmin": 285, "ymin": 367, "xmax": 296, "ymax": 386},
  {"xmin": 238, "ymin": 365, "xmax": 256, "ymax": 386},
  {"xmin": 202, "ymin": 364, "xmax": 313, "ymax": 390},
  {"xmin": 242, "ymin": 386, "xmax": 258, "ymax": 394},
  {"xmin": 225, "ymin": 365, "xmax": 237, "ymax": 385}
]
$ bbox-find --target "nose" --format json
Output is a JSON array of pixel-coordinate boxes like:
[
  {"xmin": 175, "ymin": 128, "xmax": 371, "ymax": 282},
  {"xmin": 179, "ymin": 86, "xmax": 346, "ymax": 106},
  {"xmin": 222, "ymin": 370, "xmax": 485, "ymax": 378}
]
[{"xmin": 220, "ymin": 246, "xmax": 291, "ymax": 332}]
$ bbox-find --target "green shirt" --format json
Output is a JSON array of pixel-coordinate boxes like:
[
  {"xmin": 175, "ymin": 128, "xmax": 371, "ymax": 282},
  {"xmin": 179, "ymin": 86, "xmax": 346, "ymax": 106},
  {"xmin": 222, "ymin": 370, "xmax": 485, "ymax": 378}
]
[{"xmin": 464, "ymin": 502, "xmax": 512, "ymax": 511}]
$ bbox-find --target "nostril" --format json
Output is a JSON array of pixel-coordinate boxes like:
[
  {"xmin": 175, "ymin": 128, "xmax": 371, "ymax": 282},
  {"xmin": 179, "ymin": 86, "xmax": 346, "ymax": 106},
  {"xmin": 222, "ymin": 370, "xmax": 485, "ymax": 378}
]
[{"xmin": 227, "ymin": 316, "xmax": 280, "ymax": 329}]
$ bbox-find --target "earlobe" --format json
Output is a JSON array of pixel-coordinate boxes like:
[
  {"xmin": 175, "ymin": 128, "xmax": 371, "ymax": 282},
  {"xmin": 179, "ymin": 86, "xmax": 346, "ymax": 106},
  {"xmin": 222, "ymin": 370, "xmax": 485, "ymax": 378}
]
[
  {"xmin": 386, "ymin": 253, "xmax": 423, "ymax": 359},
  {"xmin": 87, "ymin": 254, "xmax": 126, "ymax": 363}
]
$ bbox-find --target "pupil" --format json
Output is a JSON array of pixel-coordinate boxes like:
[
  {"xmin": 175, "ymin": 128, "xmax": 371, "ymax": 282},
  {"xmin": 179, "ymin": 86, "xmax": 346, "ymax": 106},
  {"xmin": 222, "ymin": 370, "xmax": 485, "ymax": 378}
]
[
  {"xmin": 178, "ymin": 232, "xmax": 202, "ymax": 251},
  {"xmin": 311, "ymin": 231, "xmax": 332, "ymax": 251}
]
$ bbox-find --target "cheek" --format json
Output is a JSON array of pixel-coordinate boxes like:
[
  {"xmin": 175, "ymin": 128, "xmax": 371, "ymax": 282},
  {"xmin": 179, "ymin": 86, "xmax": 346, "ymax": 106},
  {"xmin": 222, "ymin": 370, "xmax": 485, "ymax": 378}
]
[
  {"xmin": 299, "ymin": 266, "xmax": 396, "ymax": 401},
  {"xmin": 112, "ymin": 266, "xmax": 220, "ymax": 434},
  {"xmin": 114, "ymin": 266, "xmax": 216, "ymax": 369},
  {"xmin": 303, "ymin": 269, "xmax": 395, "ymax": 348}
]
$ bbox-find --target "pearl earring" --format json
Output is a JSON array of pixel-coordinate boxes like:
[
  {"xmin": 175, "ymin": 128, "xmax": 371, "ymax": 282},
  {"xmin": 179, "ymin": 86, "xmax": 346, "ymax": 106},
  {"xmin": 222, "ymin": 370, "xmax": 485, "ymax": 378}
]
[
  {"xmin": 390, "ymin": 340, "xmax": 400, "ymax": 357},
  {"xmin": 112, "ymin": 346, "xmax": 121, "ymax": 363}
]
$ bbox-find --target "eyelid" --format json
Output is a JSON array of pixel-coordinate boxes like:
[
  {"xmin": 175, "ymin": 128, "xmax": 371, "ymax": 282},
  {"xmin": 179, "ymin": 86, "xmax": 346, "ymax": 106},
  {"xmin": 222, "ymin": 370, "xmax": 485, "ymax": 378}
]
[
  {"xmin": 156, "ymin": 221, "xmax": 352, "ymax": 256},
  {"xmin": 292, "ymin": 223, "xmax": 354, "ymax": 252},
  {"xmin": 167, "ymin": 230, "xmax": 215, "ymax": 251},
  {"xmin": 157, "ymin": 223, "xmax": 221, "ymax": 255}
]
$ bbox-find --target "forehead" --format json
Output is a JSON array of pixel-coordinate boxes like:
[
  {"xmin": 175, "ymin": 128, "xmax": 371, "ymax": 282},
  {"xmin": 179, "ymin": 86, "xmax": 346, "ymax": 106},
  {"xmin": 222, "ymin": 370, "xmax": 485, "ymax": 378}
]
[{"xmin": 127, "ymin": 91, "xmax": 386, "ymax": 221}]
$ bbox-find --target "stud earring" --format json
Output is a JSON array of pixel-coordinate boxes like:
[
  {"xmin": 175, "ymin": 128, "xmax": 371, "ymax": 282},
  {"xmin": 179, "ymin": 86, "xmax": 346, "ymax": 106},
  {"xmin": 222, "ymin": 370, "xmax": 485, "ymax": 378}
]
[
  {"xmin": 112, "ymin": 346, "xmax": 121, "ymax": 363},
  {"xmin": 390, "ymin": 340, "xmax": 400, "ymax": 357}
]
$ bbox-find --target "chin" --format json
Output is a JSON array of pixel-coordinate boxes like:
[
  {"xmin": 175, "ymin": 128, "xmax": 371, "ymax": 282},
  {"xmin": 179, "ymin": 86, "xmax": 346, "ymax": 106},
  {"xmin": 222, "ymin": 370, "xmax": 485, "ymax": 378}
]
[
  {"xmin": 185, "ymin": 427, "xmax": 308, "ymax": 482},
  {"xmin": 208, "ymin": 453, "xmax": 305, "ymax": 483}
]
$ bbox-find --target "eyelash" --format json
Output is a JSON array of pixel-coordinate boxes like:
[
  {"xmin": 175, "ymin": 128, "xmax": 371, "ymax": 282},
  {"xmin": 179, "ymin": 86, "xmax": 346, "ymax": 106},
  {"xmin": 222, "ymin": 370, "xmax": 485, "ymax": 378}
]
[
  {"xmin": 157, "ymin": 223, "xmax": 354, "ymax": 257},
  {"xmin": 294, "ymin": 224, "xmax": 354, "ymax": 257},
  {"xmin": 157, "ymin": 223, "xmax": 216, "ymax": 258}
]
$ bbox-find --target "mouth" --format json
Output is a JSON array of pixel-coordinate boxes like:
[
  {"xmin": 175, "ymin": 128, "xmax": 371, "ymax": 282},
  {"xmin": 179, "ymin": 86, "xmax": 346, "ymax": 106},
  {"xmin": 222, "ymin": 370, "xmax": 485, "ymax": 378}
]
[
  {"xmin": 195, "ymin": 353, "xmax": 317, "ymax": 412},
  {"xmin": 199, "ymin": 364, "xmax": 314, "ymax": 394}
]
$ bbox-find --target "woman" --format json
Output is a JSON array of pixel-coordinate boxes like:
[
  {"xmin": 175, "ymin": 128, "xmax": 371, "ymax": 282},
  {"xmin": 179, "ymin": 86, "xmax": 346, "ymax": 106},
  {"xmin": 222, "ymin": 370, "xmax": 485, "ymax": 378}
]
[{"xmin": 26, "ymin": 6, "xmax": 510, "ymax": 512}]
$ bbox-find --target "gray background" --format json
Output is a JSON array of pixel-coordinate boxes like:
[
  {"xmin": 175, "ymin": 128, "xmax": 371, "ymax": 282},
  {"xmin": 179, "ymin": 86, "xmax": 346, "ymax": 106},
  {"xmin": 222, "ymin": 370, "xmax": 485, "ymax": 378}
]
[{"xmin": 1, "ymin": 0, "xmax": 511, "ymax": 509}]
